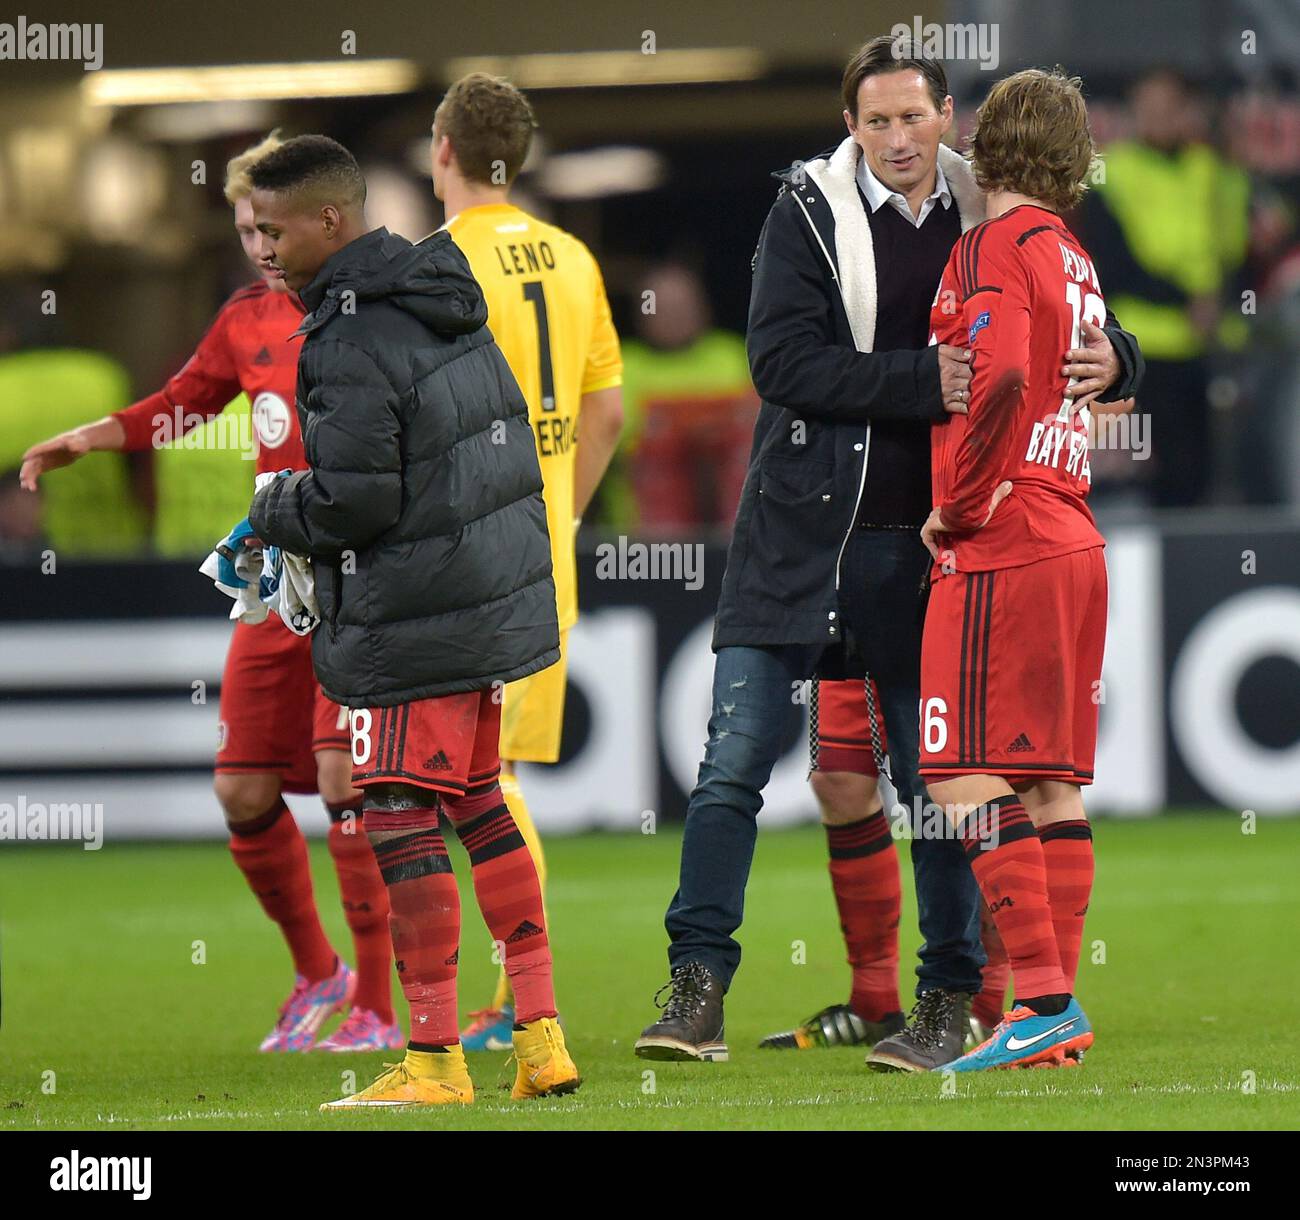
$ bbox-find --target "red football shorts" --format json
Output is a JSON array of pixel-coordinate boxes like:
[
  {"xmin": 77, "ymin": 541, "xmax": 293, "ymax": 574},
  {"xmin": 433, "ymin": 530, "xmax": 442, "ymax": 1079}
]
[
  {"xmin": 814, "ymin": 678, "xmax": 889, "ymax": 776},
  {"xmin": 216, "ymin": 616, "xmax": 351, "ymax": 794},
  {"xmin": 919, "ymin": 545, "xmax": 1107, "ymax": 785},
  {"xmin": 348, "ymin": 689, "xmax": 503, "ymax": 797}
]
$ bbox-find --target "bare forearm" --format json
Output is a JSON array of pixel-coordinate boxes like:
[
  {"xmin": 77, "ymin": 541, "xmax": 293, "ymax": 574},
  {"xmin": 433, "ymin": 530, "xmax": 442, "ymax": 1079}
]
[
  {"xmin": 73, "ymin": 417, "xmax": 127, "ymax": 451},
  {"xmin": 573, "ymin": 387, "xmax": 623, "ymax": 518}
]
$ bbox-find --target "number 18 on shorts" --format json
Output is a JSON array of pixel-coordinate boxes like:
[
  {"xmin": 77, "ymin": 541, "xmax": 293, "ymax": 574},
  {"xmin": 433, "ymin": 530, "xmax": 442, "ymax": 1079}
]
[{"xmin": 347, "ymin": 689, "xmax": 504, "ymax": 797}]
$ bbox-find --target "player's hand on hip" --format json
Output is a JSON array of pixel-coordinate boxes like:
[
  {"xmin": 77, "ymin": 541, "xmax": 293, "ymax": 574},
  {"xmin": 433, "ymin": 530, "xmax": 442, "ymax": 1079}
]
[
  {"xmin": 981, "ymin": 479, "xmax": 1014, "ymax": 527},
  {"xmin": 920, "ymin": 506, "xmax": 947, "ymax": 559},
  {"xmin": 921, "ymin": 481, "xmax": 1013, "ymax": 559},
  {"xmin": 937, "ymin": 344, "xmax": 971, "ymax": 415},
  {"xmin": 1062, "ymin": 318, "xmax": 1118, "ymax": 411},
  {"xmin": 19, "ymin": 429, "xmax": 91, "ymax": 491}
]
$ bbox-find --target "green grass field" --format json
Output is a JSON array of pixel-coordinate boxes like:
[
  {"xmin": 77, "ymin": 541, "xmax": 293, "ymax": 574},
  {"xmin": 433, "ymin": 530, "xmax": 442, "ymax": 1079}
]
[{"xmin": 2, "ymin": 814, "xmax": 1297, "ymax": 1130}]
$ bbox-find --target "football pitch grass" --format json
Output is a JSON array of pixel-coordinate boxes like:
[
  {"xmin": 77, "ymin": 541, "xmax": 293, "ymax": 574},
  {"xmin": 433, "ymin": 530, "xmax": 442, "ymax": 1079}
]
[{"xmin": 2, "ymin": 813, "xmax": 1297, "ymax": 1131}]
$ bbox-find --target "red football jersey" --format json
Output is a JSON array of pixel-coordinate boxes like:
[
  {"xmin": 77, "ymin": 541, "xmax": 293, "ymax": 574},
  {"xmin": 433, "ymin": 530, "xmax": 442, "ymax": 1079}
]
[
  {"xmin": 928, "ymin": 205, "xmax": 1105, "ymax": 574},
  {"xmin": 114, "ymin": 280, "xmax": 307, "ymax": 475}
]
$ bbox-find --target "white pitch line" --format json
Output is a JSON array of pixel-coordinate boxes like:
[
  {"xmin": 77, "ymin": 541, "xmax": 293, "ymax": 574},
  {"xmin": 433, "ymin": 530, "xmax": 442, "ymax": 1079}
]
[{"xmin": 35, "ymin": 1077, "xmax": 1285, "ymax": 1128}]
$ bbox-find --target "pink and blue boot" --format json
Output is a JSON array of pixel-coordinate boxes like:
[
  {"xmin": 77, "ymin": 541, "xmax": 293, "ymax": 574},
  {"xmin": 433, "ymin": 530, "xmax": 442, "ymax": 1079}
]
[
  {"xmin": 259, "ymin": 959, "xmax": 356, "ymax": 1052},
  {"xmin": 315, "ymin": 1007, "xmax": 406, "ymax": 1053}
]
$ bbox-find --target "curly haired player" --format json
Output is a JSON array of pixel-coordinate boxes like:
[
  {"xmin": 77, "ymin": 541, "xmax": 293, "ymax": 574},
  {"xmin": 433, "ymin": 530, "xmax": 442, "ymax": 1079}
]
[{"xmin": 920, "ymin": 68, "xmax": 1117, "ymax": 1070}]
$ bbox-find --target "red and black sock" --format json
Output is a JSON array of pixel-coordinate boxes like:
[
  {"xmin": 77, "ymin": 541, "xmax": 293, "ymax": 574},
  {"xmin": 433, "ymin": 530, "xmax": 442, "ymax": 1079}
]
[
  {"xmin": 443, "ymin": 787, "xmax": 556, "ymax": 1024},
  {"xmin": 365, "ymin": 801, "xmax": 460, "ymax": 1049},
  {"xmin": 326, "ymin": 799, "xmax": 394, "ymax": 1023},
  {"xmin": 972, "ymin": 909, "xmax": 1010, "ymax": 1030},
  {"xmin": 957, "ymin": 795, "xmax": 1068, "ymax": 1013},
  {"xmin": 825, "ymin": 809, "xmax": 901, "ymax": 1023},
  {"xmin": 228, "ymin": 798, "xmax": 336, "ymax": 983},
  {"xmin": 1039, "ymin": 819, "xmax": 1094, "ymax": 991}
]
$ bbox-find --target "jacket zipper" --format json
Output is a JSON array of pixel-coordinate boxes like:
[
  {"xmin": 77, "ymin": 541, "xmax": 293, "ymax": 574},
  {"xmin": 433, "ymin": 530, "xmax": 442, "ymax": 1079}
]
[
  {"xmin": 833, "ymin": 429, "xmax": 871, "ymax": 591},
  {"xmin": 790, "ymin": 186, "xmax": 871, "ymax": 593},
  {"xmin": 327, "ymin": 559, "xmax": 342, "ymax": 637}
]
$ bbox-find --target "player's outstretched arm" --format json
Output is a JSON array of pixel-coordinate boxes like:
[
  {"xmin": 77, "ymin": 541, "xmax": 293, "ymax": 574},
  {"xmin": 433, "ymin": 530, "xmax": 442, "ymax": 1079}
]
[
  {"xmin": 19, "ymin": 416, "xmax": 127, "ymax": 490},
  {"xmin": 573, "ymin": 385, "xmax": 623, "ymax": 520},
  {"xmin": 23, "ymin": 293, "xmax": 250, "ymax": 495}
]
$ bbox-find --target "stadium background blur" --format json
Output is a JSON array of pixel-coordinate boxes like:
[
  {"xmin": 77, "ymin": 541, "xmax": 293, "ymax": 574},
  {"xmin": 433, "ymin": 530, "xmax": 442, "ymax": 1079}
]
[{"xmin": 3, "ymin": 0, "xmax": 1299, "ymax": 838}]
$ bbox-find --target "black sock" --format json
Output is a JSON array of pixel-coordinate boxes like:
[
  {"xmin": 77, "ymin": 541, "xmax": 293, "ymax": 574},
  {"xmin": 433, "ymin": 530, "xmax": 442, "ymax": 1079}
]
[{"xmin": 1017, "ymin": 992, "xmax": 1070, "ymax": 1017}]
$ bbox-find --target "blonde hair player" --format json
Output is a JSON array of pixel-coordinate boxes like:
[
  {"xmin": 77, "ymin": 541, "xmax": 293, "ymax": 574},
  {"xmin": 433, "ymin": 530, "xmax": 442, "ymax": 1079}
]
[{"xmin": 19, "ymin": 133, "xmax": 402, "ymax": 1054}]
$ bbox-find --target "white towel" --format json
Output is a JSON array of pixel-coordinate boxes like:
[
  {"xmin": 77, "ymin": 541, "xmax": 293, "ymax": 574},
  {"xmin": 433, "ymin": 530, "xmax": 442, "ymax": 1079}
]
[{"xmin": 200, "ymin": 475, "xmax": 321, "ymax": 635}]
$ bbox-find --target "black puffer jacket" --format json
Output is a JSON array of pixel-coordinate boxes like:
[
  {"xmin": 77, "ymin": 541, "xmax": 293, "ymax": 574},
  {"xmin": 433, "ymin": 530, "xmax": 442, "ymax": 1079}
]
[{"xmin": 250, "ymin": 227, "xmax": 559, "ymax": 707}]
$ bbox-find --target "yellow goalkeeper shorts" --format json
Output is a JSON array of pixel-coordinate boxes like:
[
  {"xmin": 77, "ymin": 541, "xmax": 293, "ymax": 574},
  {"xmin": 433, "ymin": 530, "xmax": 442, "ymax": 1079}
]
[{"xmin": 499, "ymin": 630, "xmax": 569, "ymax": 764}]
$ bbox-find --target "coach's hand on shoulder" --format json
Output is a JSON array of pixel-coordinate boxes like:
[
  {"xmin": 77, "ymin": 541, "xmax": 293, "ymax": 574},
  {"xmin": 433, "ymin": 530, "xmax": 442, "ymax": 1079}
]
[
  {"xmin": 937, "ymin": 345, "xmax": 971, "ymax": 415},
  {"xmin": 1062, "ymin": 318, "xmax": 1118, "ymax": 411}
]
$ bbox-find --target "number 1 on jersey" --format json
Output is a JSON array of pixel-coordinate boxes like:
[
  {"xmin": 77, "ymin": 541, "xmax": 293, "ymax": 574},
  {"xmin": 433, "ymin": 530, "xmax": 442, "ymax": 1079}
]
[
  {"xmin": 522, "ymin": 280, "xmax": 556, "ymax": 412},
  {"xmin": 1057, "ymin": 281, "xmax": 1105, "ymax": 425}
]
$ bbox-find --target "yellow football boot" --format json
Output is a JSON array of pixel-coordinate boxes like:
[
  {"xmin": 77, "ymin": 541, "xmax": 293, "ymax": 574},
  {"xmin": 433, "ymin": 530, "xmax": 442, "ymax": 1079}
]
[
  {"xmin": 510, "ymin": 1016, "xmax": 581, "ymax": 1100},
  {"xmin": 320, "ymin": 1047, "xmax": 474, "ymax": 1110}
]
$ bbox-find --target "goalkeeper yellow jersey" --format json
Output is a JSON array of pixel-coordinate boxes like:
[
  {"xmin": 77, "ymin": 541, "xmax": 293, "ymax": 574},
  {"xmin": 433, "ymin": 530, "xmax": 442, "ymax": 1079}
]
[{"xmin": 446, "ymin": 203, "xmax": 623, "ymax": 632}]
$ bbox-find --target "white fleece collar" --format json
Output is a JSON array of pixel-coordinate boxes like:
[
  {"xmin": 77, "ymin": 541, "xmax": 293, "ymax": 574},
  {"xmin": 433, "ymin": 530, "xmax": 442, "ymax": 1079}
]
[{"xmin": 803, "ymin": 137, "xmax": 985, "ymax": 353}]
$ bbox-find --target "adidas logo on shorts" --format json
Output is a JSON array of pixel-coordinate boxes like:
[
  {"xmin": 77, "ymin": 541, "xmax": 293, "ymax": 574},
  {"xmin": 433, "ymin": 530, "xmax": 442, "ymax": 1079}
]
[
  {"xmin": 1007, "ymin": 733, "xmax": 1035, "ymax": 753},
  {"xmin": 422, "ymin": 750, "xmax": 452, "ymax": 771}
]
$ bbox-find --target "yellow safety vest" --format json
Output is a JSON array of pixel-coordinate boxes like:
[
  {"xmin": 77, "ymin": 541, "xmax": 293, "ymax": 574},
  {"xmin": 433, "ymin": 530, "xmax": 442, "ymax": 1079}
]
[{"xmin": 1095, "ymin": 141, "xmax": 1249, "ymax": 359}]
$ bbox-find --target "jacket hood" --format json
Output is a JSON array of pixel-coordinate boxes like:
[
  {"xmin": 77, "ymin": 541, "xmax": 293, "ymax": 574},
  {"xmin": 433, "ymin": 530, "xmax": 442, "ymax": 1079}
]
[
  {"xmin": 771, "ymin": 145, "xmax": 839, "ymax": 185},
  {"xmin": 297, "ymin": 227, "xmax": 488, "ymax": 337}
]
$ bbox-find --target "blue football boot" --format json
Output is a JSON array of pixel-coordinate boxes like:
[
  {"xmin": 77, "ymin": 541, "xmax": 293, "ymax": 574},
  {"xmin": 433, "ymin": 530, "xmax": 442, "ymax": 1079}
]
[
  {"xmin": 460, "ymin": 1004, "xmax": 515, "ymax": 1052},
  {"xmin": 936, "ymin": 997, "xmax": 1092, "ymax": 1071}
]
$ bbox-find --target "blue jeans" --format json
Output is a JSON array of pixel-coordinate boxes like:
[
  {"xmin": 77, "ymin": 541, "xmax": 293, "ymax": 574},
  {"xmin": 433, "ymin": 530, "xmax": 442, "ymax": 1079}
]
[{"xmin": 665, "ymin": 530, "xmax": 984, "ymax": 996}]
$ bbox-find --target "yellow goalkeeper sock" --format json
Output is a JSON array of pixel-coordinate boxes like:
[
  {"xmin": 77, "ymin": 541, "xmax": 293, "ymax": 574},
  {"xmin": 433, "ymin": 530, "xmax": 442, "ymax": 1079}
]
[{"xmin": 492, "ymin": 772, "xmax": 547, "ymax": 1012}]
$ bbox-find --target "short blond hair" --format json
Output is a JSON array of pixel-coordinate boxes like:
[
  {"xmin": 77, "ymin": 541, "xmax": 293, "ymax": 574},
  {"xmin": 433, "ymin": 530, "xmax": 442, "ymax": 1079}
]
[
  {"xmin": 223, "ymin": 129, "xmax": 285, "ymax": 204},
  {"xmin": 969, "ymin": 69, "xmax": 1095, "ymax": 211}
]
